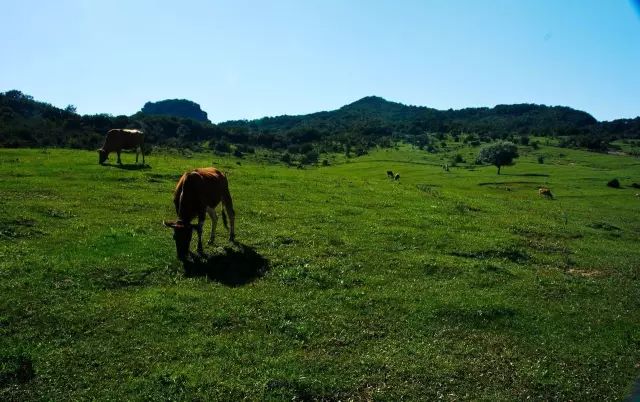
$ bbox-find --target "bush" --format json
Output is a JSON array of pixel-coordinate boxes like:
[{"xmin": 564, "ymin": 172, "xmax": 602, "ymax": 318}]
[
  {"xmin": 607, "ymin": 178, "xmax": 621, "ymax": 188},
  {"xmin": 631, "ymin": 183, "xmax": 640, "ymax": 189},
  {"xmin": 302, "ymin": 150, "xmax": 319, "ymax": 164},
  {"xmin": 280, "ymin": 152, "xmax": 292, "ymax": 165},
  {"xmin": 214, "ymin": 140, "xmax": 231, "ymax": 154},
  {"xmin": 476, "ymin": 141, "xmax": 519, "ymax": 174},
  {"xmin": 537, "ymin": 155, "xmax": 545, "ymax": 164}
]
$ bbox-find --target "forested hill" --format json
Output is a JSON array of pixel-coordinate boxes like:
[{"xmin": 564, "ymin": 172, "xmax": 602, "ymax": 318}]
[
  {"xmin": 141, "ymin": 99, "xmax": 210, "ymax": 123},
  {"xmin": 1, "ymin": 90, "xmax": 639, "ymax": 153},
  {"xmin": 221, "ymin": 95, "xmax": 601, "ymax": 138}
]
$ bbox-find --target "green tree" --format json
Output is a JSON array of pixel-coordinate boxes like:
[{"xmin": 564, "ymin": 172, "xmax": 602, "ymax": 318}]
[{"xmin": 476, "ymin": 141, "xmax": 519, "ymax": 174}]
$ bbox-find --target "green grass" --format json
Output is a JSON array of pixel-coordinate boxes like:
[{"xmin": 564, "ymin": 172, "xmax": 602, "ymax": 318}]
[{"xmin": 1, "ymin": 145, "xmax": 639, "ymax": 400}]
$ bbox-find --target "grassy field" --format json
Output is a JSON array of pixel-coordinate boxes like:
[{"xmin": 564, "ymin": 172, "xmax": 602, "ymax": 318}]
[{"xmin": 1, "ymin": 144, "xmax": 639, "ymax": 400}]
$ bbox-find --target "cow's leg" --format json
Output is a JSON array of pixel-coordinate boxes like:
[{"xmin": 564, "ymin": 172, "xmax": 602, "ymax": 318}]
[
  {"xmin": 141, "ymin": 146, "xmax": 145, "ymax": 165},
  {"xmin": 196, "ymin": 213, "xmax": 205, "ymax": 254},
  {"xmin": 136, "ymin": 148, "xmax": 139, "ymax": 164},
  {"xmin": 117, "ymin": 151, "xmax": 122, "ymax": 165},
  {"xmin": 207, "ymin": 207, "xmax": 217, "ymax": 245}
]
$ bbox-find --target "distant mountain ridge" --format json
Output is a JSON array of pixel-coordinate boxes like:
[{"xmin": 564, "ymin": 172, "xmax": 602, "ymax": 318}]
[
  {"xmin": 220, "ymin": 95, "xmax": 613, "ymax": 139},
  {"xmin": 1, "ymin": 89, "xmax": 638, "ymax": 152}
]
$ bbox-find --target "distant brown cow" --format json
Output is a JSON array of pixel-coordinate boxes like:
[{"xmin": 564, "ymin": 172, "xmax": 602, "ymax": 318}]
[
  {"xmin": 538, "ymin": 187, "xmax": 553, "ymax": 198},
  {"xmin": 387, "ymin": 170, "xmax": 394, "ymax": 178},
  {"xmin": 163, "ymin": 167, "xmax": 235, "ymax": 260},
  {"xmin": 98, "ymin": 129, "xmax": 145, "ymax": 165},
  {"xmin": 394, "ymin": 173, "xmax": 400, "ymax": 181}
]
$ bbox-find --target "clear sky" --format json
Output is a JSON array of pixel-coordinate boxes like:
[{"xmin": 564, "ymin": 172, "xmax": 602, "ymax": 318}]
[{"xmin": 1, "ymin": 0, "xmax": 639, "ymax": 122}]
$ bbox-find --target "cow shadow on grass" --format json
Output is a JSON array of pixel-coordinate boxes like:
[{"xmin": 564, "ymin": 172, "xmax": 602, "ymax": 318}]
[{"xmin": 182, "ymin": 242, "xmax": 269, "ymax": 286}]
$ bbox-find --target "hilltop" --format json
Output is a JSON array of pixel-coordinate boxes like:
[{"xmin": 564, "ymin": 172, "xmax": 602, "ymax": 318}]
[{"xmin": 141, "ymin": 99, "xmax": 210, "ymax": 123}]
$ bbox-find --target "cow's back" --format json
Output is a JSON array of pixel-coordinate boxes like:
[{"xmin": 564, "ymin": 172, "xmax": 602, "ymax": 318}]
[
  {"xmin": 175, "ymin": 168, "xmax": 228, "ymax": 221},
  {"xmin": 106, "ymin": 129, "xmax": 143, "ymax": 149},
  {"xmin": 193, "ymin": 168, "xmax": 228, "ymax": 207}
]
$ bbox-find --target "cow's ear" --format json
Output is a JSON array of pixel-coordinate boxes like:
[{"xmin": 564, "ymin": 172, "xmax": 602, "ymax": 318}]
[{"xmin": 163, "ymin": 220, "xmax": 176, "ymax": 228}]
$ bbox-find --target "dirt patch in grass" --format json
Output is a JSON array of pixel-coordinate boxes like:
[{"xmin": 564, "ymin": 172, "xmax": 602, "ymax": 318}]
[{"xmin": 567, "ymin": 268, "xmax": 605, "ymax": 278}]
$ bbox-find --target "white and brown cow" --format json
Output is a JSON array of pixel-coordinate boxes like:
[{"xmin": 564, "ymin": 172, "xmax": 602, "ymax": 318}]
[
  {"xmin": 538, "ymin": 187, "xmax": 553, "ymax": 198},
  {"xmin": 163, "ymin": 167, "xmax": 235, "ymax": 260},
  {"xmin": 98, "ymin": 129, "xmax": 145, "ymax": 165}
]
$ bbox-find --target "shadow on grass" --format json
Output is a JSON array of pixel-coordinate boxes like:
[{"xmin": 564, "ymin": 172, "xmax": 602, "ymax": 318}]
[
  {"xmin": 0, "ymin": 354, "xmax": 34, "ymax": 387},
  {"xmin": 183, "ymin": 242, "xmax": 269, "ymax": 286},
  {"xmin": 101, "ymin": 163, "xmax": 151, "ymax": 170},
  {"xmin": 501, "ymin": 173, "xmax": 550, "ymax": 177},
  {"xmin": 478, "ymin": 181, "xmax": 539, "ymax": 186}
]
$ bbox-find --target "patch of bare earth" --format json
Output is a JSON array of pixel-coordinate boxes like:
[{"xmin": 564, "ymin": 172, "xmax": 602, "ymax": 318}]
[{"xmin": 567, "ymin": 268, "xmax": 605, "ymax": 278}]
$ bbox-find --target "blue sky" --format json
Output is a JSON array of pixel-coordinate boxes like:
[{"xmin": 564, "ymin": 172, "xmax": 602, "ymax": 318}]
[{"xmin": 1, "ymin": 0, "xmax": 639, "ymax": 122}]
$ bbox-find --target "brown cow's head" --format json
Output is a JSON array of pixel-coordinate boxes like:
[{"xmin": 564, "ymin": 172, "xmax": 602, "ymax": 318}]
[
  {"xmin": 98, "ymin": 149, "xmax": 108, "ymax": 164},
  {"xmin": 163, "ymin": 220, "xmax": 194, "ymax": 260}
]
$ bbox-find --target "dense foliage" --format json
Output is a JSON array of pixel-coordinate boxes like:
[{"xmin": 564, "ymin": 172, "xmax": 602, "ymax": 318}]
[
  {"xmin": 476, "ymin": 141, "xmax": 519, "ymax": 174},
  {"xmin": 1, "ymin": 91, "xmax": 639, "ymax": 157}
]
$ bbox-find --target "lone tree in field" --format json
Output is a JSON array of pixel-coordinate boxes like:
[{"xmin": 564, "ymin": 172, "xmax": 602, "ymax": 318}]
[{"xmin": 476, "ymin": 141, "xmax": 519, "ymax": 174}]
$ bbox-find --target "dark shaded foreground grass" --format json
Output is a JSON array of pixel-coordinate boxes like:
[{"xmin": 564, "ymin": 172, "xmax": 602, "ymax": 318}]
[{"xmin": 1, "ymin": 145, "xmax": 639, "ymax": 400}]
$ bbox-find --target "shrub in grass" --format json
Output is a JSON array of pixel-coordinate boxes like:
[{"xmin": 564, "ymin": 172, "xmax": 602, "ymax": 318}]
[
  {"xmin": 537, "ymin": 155, "xmax": 545, "ymax": 164},
  {"xmin": 607, "ymin": 178, "xmax": 621, "ymax": 188},
  {"xmin": 476, "ymin": 141, "xmax": 519, "ymax": 174},
  {"xmin": 280, "ymin": 152, "xmax": 292, "ymax": 165},
  {"xmin": 631, "ymin": 183, "xmax": 640, "ymax": 189}
]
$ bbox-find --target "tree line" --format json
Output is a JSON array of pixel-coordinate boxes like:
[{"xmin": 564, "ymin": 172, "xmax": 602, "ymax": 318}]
[{"xmin": 1, "ymin": 91, "xmax": 638, "ymax": 158}]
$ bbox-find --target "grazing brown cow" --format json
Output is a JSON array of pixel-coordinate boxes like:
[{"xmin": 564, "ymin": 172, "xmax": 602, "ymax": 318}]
[
  {"xmin": 163, "ymin": 168, "xmax": 235, "ymax": 260},
  {"xmin": 98, "ymin": 129, "xmax": 145, "ymax": 165}
]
